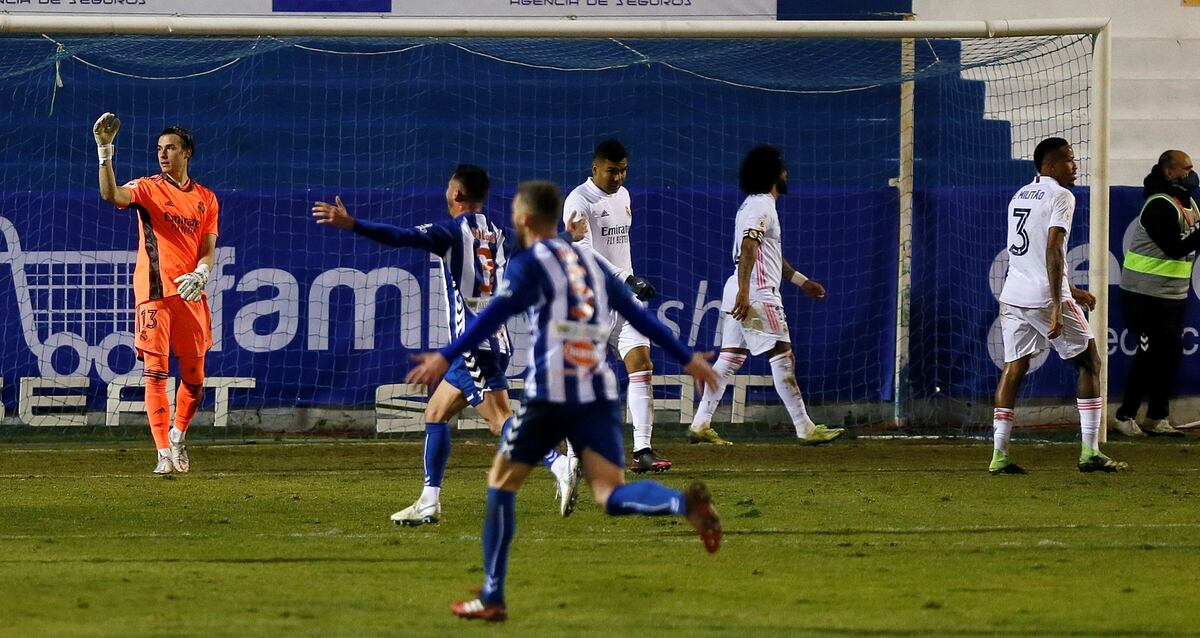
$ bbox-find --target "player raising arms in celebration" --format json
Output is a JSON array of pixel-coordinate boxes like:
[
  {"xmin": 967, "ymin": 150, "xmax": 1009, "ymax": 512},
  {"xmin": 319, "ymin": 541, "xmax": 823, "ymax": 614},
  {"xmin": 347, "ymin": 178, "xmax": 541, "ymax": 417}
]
[
  {"xmin": 407, "ymin": 181, "xmax": 722, "ymax": 622},
  {"xmin": 563, "ymin": 139, "xmax": 667, "ymax": 473},
  {"xmin": 94, "ymin": 113, "xmax": 217, "ymax": 475},
  {"xmin": 990, "ymin": 137, "xmax": 1126, "ymax": 474},
  {"xmin": 312, "ymin": 165, "xmax": 576, "ymax": 525},
  {"xmin": 688, "ymin": 145, "xmax": 843, "ymax": 446}
]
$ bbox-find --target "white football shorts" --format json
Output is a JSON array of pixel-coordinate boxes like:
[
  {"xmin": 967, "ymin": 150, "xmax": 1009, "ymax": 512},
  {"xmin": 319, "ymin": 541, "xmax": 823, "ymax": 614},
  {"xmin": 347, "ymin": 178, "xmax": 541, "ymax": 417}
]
[
  {"xmin": 721, "ymin": 302, "xmax": 790, "ymax": 356},
  {"xmin": 607, "ymin": 309, "xmax": 651, "ymax": 360},
  {"xmin": 1000, "ymin": 300, "xmax": 1092, "ymax": 363}
]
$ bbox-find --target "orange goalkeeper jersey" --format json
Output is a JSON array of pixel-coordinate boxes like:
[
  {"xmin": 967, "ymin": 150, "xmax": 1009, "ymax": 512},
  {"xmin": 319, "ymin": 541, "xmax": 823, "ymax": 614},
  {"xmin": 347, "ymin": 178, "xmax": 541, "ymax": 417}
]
[{"xmin": 120, "ymin": 173, "xmax": 219, "ymax": 306}]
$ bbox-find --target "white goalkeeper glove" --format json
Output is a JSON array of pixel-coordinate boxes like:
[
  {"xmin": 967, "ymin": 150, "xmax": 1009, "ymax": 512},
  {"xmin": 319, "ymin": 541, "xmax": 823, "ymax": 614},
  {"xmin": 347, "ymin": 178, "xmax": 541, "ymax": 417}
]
[
  {"xmin": 173, "ymin": 263, "xmax": 210, "ymax": 302},
  {"xmin": 93, "ymin": 112, "xmax": 120, "ymax": 165}
]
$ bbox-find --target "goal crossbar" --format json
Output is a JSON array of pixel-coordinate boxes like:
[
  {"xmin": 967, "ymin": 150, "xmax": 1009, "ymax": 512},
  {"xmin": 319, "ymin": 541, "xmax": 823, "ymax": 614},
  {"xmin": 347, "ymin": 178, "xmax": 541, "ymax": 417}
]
[{"xmin": 0, "ymin": 16, "xmax": 1109, "ymax": 39}]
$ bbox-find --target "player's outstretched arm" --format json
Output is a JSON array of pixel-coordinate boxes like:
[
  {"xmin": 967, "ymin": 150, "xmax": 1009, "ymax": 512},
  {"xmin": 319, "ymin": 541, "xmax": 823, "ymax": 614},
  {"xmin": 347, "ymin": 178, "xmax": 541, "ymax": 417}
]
[
  {"xmin": 94, "ymin": 113, "xmax": 132, "ymax": 208},
  {"xmin": 782, "ymin": 259, "xmax": 825, "ymax": 300},
  {"xmin": 311, "ymin": 196, "xmax": 355, "ymax": 230},
  {"xmin": 313, "ymin": 197, "xmax": 449, "ymax": 253}
]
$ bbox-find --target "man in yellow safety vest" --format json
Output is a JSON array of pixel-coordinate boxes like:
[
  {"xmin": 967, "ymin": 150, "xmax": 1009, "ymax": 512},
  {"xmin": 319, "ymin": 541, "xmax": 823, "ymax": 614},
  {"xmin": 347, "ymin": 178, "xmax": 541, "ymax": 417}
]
[{"xmin": 1114, "ymin": 150, "xmax": 1200, "ymax": 437}]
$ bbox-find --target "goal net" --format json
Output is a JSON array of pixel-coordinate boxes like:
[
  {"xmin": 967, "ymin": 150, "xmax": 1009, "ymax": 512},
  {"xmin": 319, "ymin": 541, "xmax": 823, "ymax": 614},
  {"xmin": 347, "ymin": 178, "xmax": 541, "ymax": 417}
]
[{"xmin": 0, "ymin": 23, "xmax": 1101, "ymax": 437}]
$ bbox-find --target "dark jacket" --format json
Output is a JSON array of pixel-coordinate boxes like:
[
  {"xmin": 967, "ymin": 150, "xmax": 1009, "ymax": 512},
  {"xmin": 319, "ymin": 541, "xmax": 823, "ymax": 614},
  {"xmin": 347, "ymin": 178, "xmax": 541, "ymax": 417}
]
[{"xmin": 1141, "ymin": 168, "xmax": 1200, "ymax": 259}]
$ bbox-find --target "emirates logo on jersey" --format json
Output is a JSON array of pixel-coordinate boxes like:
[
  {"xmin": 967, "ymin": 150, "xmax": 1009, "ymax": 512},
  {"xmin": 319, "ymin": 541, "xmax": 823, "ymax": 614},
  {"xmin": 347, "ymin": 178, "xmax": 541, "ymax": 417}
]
[
  {"xmin": 562, "ymin": 339, "xmax": 600, "ymax": 369},
  {"xmin": 164, "ymin": 211, "xmax": 201, "ymax": 235}
]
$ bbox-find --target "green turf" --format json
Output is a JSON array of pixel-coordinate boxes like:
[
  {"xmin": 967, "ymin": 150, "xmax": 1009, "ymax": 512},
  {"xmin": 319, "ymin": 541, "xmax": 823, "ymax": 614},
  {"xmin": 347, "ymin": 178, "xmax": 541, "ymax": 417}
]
[{"xmin": 1, "ymin": 439, "xmax": 1198, "ymax": 637}]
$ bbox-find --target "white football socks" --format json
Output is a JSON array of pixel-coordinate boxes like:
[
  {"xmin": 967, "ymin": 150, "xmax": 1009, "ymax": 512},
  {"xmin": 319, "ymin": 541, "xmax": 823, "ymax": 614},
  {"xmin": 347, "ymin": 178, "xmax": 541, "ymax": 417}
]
[
  {"xmin": 689, "ymin": 352, "xmax": 745, "ymax": 432},
  {"xmin": 1077, "ymin": 397, "xmax": 1102, "ymax": 452},
  {"xmin": 769, "ymin": 352, "xmax": 814, "ymax": 437},
  {"xmin": 628, "ymin": 371, "xmax": 653, "ymax": 451},
  {"xmin": 992, "ymin": 407, "xmax": 1014, "ymax": 454},
  {"xmin": 420, "ymin": 486, "xmax": 441, "ymax": 505}
]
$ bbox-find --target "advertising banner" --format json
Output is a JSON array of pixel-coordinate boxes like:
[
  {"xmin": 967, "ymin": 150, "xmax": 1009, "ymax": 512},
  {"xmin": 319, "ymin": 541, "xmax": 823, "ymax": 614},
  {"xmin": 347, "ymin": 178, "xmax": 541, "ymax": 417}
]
[{"xmin": 0, "ymin": 0, "xmax": 777, "ymax": 19}]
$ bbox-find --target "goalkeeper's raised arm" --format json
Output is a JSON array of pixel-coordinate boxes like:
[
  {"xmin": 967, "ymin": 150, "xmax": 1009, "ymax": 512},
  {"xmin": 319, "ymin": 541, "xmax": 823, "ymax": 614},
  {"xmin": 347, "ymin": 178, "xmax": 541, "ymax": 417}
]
[{"xmin": 94, "ymin": 112, "xmax": 132, "ymax": 208}]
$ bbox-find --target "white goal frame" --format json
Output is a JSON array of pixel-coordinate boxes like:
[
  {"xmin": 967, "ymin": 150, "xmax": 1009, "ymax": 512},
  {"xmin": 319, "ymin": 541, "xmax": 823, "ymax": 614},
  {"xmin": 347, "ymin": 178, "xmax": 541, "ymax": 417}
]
[{"xmin": 0, "ymin": 16, "xmax": 1112, "ymax": 433}]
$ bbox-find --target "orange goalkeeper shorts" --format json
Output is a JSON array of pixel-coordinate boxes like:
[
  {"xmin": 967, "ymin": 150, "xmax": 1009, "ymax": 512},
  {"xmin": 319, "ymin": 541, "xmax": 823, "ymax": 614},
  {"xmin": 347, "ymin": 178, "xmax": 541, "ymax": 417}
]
[{"xmin": 134, "ymin": 294, "xmax": 213, "ymax": 358}]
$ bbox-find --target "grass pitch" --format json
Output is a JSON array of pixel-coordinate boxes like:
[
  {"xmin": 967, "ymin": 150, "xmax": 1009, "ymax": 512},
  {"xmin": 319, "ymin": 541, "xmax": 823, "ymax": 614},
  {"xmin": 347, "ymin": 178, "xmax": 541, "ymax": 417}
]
[{"xmin": 1, "ymin": 438, "xmax": 1198, "ymax": 637}]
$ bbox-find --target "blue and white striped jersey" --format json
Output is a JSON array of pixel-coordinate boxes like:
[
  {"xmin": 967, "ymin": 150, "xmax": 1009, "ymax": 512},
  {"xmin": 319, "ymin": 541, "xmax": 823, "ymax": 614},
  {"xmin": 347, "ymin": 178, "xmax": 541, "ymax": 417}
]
[
  {"xmin": 439, "ymin": 236, "xmax": 694, "ymax": 405},
  {"xmin": 510, "ymin": 238, "xmax": 620, "ymax": 403},
  {"xmin": 353, "ymin": 212, "xmax": 510, "ymax": 355}
]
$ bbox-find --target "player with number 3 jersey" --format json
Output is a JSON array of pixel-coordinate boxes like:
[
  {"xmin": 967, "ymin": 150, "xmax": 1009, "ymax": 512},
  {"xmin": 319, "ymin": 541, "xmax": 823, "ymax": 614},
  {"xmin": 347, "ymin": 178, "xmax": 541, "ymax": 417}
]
[{"xmin": 991, "ymin": 137, "xmax": 1127, "ymax": 475}]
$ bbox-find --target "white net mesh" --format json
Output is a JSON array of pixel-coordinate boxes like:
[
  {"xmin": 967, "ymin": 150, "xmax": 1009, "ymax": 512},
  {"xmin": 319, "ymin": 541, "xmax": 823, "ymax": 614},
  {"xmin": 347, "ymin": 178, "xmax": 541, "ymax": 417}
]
[{"xmin": 0, "ymin": 32, "xmax": 1094, "ymax": 434}]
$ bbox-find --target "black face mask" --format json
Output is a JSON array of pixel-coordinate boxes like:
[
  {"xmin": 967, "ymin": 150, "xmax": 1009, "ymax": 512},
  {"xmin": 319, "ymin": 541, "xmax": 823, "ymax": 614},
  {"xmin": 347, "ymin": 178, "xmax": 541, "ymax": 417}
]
[{"xmin": 1174, "ymin": 170, "xmax": 1200, "ymax": 194}]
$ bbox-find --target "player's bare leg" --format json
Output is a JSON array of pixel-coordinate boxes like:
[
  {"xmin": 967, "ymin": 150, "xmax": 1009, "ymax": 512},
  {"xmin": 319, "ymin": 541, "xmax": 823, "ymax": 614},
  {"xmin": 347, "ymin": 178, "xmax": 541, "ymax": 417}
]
[
  {"xmin": 623, "ymin": 346, "xmax": 669, "ymax": 472},
  {"xmin": 766, "ymin": 342, "xmax": 843, "ymax": 444},
  {"xmin": 688, "ymin": 348, "xmax": 745, "ymax": 445},
  {"xmin": 990, "ymin": 356, "xmax": 1029, "ymax": 475}
]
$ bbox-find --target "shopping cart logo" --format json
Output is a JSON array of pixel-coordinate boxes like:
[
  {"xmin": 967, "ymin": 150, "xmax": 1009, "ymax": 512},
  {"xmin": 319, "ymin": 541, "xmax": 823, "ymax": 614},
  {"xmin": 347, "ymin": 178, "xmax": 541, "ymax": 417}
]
[{"xmin": 0, "ymin": 216, "xmax": 138, "ymax": 382}]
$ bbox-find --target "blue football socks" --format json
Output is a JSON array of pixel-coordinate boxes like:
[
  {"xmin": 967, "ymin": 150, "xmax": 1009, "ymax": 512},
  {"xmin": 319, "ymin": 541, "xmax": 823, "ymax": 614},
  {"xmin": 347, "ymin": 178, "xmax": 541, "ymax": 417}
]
[
  {"xmin": 479, "ymin": 488, "xmax": 517, "ymax": 605},
  {"xmin": 605, "ymin": 480, "xmax": 686, "ymax": 516}
]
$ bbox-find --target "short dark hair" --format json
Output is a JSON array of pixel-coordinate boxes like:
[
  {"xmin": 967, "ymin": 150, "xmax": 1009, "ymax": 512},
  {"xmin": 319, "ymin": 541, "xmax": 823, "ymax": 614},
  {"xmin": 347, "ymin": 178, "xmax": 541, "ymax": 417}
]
[
  {"xmin": 452, "ymin": 164, "xmax": 490, "ymax": 203},
  {"xmin": 739, "ymin": 145, "xmax": 785, "ymax": 195},
  {"xmin": 1033, "ymin": 137, "xmax": 1069, "ymax": 172},
  {"xmin": 159, "ymin": 126, "xmax": 194, "ymax": 155},
  {"xmin": 515, "ymin": 180, "xmax": 563, "ymax": 227},
  {"xmin": 1158, "ymin": 149, "xmax": 1185, "ymax": 171},
  {"xmin": 593, "ymin": 138, "xmax": 628, "ymax": 163}
]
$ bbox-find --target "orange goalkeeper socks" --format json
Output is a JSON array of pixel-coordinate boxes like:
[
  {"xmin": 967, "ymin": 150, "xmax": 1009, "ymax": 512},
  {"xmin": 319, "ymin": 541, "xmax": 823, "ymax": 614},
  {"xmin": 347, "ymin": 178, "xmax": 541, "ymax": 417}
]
[{"xmin": 145, "ymin": 373, "xmax": 171, "ymax": 450}]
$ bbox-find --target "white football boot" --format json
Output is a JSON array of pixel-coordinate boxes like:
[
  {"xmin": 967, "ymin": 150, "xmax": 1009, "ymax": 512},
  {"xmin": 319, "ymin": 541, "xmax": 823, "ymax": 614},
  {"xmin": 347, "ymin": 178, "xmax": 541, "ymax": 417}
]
[
  {"xmin": 1113, "ymin": 417, "xmax": 1146, "ymax": 438},
  {"xmin": 558, "ymin": 453, "xmax": 581, "ymax": 518},
  {"xmin": 168, "ymin": 427, "xmax": 190, "ymax": 473},
  {"xmin": 390, "ymin": 499, "xmax": 441, "ymax": 527},
  {"xmin": 153, "ymin": 453, "xmax": 173, "ymax": 475}
]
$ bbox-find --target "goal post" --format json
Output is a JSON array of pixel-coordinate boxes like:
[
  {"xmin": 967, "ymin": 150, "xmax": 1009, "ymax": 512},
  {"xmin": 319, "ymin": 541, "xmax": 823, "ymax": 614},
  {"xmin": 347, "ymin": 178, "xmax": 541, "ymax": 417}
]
[{"xmin": 0, "ymin": 16, "xmax": 1111, "ymax": 436}]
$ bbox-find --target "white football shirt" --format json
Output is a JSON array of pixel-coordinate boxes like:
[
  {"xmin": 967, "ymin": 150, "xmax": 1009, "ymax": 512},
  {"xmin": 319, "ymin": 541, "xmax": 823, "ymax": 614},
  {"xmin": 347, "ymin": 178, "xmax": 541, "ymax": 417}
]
[
  {"xmin": 999, "ymin": 175, "xmax": 1075, "ymax": 309},
  {"xmin": 724, "ymin": 194, "xmax": 784, "ymax": 307},
  {"xmin": 562, "ymin": 178, "xmax": 633, "ymax": 280}
]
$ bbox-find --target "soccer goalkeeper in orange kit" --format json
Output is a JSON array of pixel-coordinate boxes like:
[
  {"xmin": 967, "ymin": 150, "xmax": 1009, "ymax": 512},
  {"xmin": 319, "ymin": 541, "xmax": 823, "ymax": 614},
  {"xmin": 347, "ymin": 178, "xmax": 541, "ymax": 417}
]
[{"xmin": 94, "ymin": 113, "xmax": 219, "ymax": 475}]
